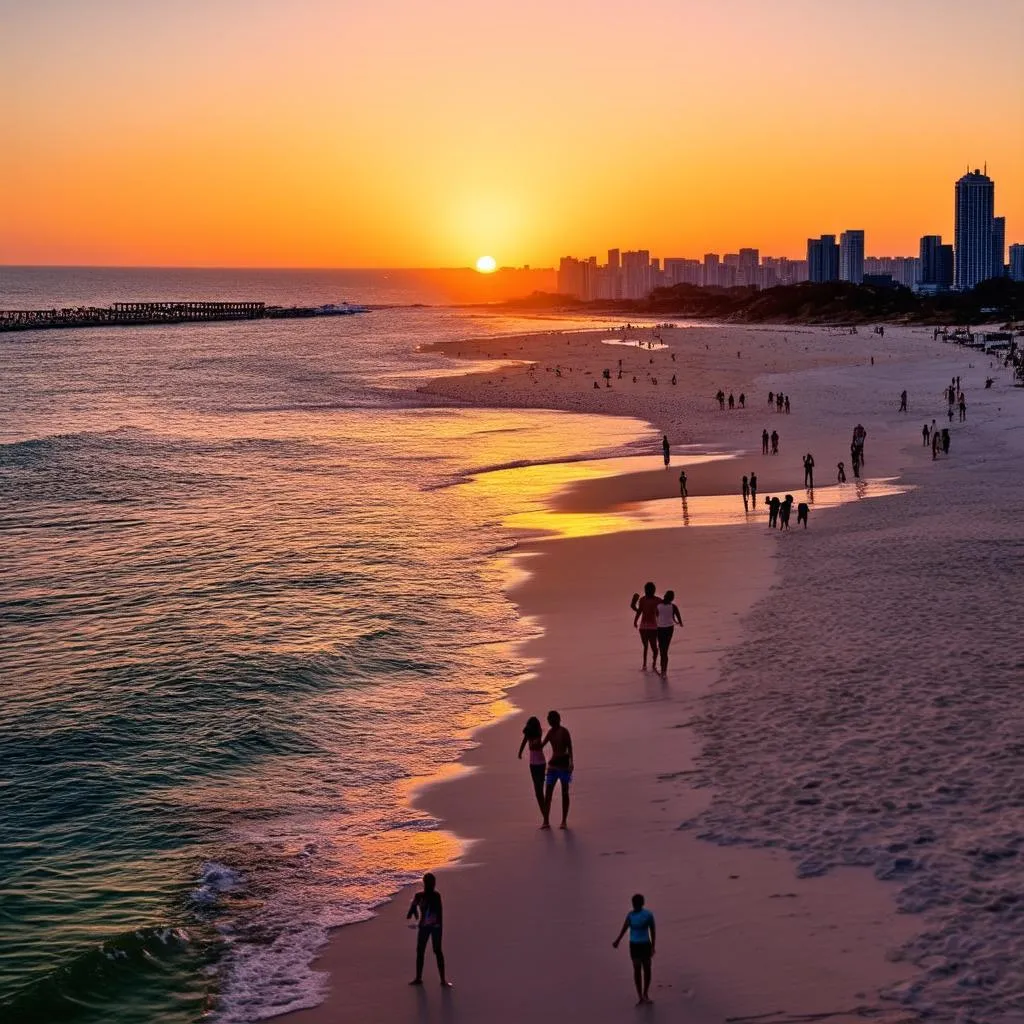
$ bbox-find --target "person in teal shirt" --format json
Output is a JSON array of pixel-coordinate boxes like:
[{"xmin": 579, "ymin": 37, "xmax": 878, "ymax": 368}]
[{"xmin": 612, "ymin": 893, "xmax": 656, "ymax": 1004}]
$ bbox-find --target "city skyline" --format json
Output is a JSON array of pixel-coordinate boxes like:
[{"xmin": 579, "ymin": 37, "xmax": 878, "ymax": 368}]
[{"xmin": 3, "ymin": 0, "xmax": 1022, "ymax": 268}]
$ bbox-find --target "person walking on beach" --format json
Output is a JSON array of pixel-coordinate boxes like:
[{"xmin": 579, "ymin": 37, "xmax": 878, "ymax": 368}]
[
  {"xmin": 784, "ymin": 395, "xmax": 791, "ymax": 414},
  {"xmin": 803, "ymin": 453, "xmax": 815, "ymax": 488},
  {"xmin": 739, "ymin": 392, "xmax": 746, "ymax": 408},
  {"xmin": 541, "ymin": 710, "xmax": 573, "ymax": 830},
  {"xmin": 959, "ymin": 395, "xmax": 967, "ymax": 422},
  {"xmin": 932, "ymin": 431, "xmax": 940, "ymax": 460},
  {"xmin": 899, "ymin": 390, "xmax": 908, "ymax": 412},
  {"xmin": 922, "ymin": 423, "xmax": 930, "ymax": 446},
  {"xmin": 678, "ymin": 470, "xmax": 687, "ymax": 497},
  {"xmin": 761, "ymin": 428, "xmax": 770, "ymax": 454},
  {"xmin": 407, "ymin": 873, "xmax": 451, "ymax": 987},
  {"xmin": 770, "ymin": 430, "xmax": 779, "ymax": 455},
  {"xmin": 749, "ymin": 472, "xmax": 757, "ymax": 505},
  {"xmin": 768, "ymin": 391, "xmax": 774, "ymax": 407},
  {"xmin": 728, "ymin": 392, "xmax": 735, "ymax": 410},
  {"xmin": 655, "ymin": 591, "xmax": 683, "ymax": 676},
  {"xmin": 741, "ymin": 475, "xmax": 750, "ymax": 510},
  {"xmin": 716, "ymin": 390, "xmax": 725, "ymax": 410},
  {"xmin": 779, "ymin": 495, "xmax": 793, "ymax": 530},
  {"xmin": 612, "ymin": 894, "xmax": 656, "ymax": 1005},
  {"xmin": 632, "ymin": 583, "xmax": 661, "ymax": 670},
  {"xmin": 767, "ymin": 495, "xmax": 780, "ymax": 528},
  {"xmin": 662, "ymin": 434, "xmax": 670, "ymax": 467},
  {"xmin": 837, "ymin": 461, "xmax": 846, "ymax": 483},
  {"xmin": 517, "ymin": 716, "xmax": 547, "ymax": 819},
  {"xmin": 942, "ymin": 428, "xmax": 951, "ymax": 454}
]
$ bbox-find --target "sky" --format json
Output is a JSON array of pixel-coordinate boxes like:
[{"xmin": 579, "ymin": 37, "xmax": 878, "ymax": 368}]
[{"xmin": 2, "ymin": 0, "xmax": 1022, "ymax": 268}]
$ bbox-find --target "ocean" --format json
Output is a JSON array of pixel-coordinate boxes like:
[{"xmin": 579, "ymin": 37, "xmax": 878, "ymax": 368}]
[{"xmin": 0, "ymin": 268, "xmax": 653, "ymax": 1023}]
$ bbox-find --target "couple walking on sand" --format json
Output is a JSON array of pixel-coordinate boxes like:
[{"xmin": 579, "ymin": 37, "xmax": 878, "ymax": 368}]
[
  {"xmin": 517, "ymin": 710, "xmax": 574, "ymax": 829},
  {"xmin": 630, "ymin": 583, "xmax": 683, "ymax": 675}
]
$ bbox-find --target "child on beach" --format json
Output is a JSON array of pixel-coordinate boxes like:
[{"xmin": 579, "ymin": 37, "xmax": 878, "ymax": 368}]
[
  {"xmin": 612, "ymin": 894, "xmax": 656, "ymax": 1005},
  {"xmin": 407, "ymin": 873, "xmax": 451, "ymax": 987},
  {"xmin": 517, "ymin": 716, "xmax": 546, "ymax": 818}
]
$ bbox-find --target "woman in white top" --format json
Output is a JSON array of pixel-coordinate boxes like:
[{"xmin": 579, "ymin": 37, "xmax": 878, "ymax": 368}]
[{"xmin": 655, "ymin": 590, "xmax": 683, "ymax": 676}]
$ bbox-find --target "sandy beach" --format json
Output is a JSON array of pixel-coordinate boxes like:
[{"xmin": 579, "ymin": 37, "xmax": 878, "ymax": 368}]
[{"xmin": 281, "ymin": 322, "xmax": 1024, "ymax": 1024}]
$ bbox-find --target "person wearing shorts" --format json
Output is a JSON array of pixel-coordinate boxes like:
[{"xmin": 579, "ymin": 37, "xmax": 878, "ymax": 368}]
[
  {"xmin": 407, "ymin": 873, "xmax": 451, "ymax": 987},
  {"xmin": 631, "ymin": 582, "xmax": 661, "ymax": 670},
  {"xmin": 612, "ymin": 893, "xmax": 657, "ymax": 1004},
  {"xmin": 655, "ymin": 591, "xmax": 683, "ymax": 676},
  {"xmin": 541, "ymin": 710, "xmax": 573, "ymax": 830}
]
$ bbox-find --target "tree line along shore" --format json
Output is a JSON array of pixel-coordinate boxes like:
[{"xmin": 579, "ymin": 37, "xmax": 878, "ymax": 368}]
[{"xmin": 497, "ymin": 277, "xmax": 1024, "ymax": 326}]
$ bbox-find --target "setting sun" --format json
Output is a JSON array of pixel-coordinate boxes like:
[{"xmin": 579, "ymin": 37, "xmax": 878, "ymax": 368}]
[{"xmin": 475, "ymin": 256, "xmax": 497, "ymax": 274}]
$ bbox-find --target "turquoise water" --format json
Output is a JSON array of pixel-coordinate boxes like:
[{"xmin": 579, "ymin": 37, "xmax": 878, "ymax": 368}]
[{"xmin": 0, "ymin": 274, "xmax": 653, "ymax": 1023}]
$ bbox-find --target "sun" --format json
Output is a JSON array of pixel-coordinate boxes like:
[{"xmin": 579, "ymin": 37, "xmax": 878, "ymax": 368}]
[{"xmin": 475, "ymin": 255, "xmax": 497, "ymax": 274}]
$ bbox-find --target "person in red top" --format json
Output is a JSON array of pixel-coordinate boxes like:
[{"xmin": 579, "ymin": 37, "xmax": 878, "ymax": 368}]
[{"xmin": 631, "ymin": 582, "xmax": 661, "ymax": 670}]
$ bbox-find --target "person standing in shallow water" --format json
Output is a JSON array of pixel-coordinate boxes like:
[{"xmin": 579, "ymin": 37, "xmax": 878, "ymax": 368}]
[
  {"xmin": 541, "ymin": 710, "xmax": 573, "ymax": 830},
  {"xmin": 407, "ymin": 873, "xmax": 451, "ymax": 987},
  {"xmin": 749, "ymin": 472, "xmax": 757, "ymax": 505},
  {"xmin": 741, "ymin": 475, "xmax": 750, "ymax": 510},
  {"xmin": 517, "ymin": 716, "xmax": 546, "ymax": 819},
  {"xmin": 678, "ymin": 470, "xmax": 687, "ymax": 497},
  {"xmin": 661, "ymin": 434, "xmax": 670, "ymax": 466},
  {"xmin": 613, "ymin": 894, "xmax": 656, "ymax": 1005},
  {"xmin": 803, "ymin": 453, "xmax": 814, "ymax": 488}
]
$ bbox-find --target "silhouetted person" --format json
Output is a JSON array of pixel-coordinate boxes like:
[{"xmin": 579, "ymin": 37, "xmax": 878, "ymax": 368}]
[
  {"xmin": 779, "ymin": 495, "xmax": 793, "ymax": 530},
  {"xmin": 948, "ymin": 406, "xmax": 954, "ymax": 424},
  {"xmin": 767, "ymin": 495, "xmax": 780, "ymax": 528},
  {"xmin": 655, "ymin": 590, "xmax": 683, "ymax": 676},
  {"xmin": 959, "ymin": 396, "xmax": 966, "ymax": 422},
  {"xmin": 776, "ymin": 393, "xmax": 784, "ymax": 412},
  {"xmin": 851, "ymin": 444, "xmax": 861, "ymax": 478},
  {"xmin": 671, "ymin": 374, "xmax": 676, "ymax": 385},
  {"xmin": 728, "ymin": 392, "xmax": 735, "ymax": 410},
  {"xmin": 941, "ymin": 428, "xmax": 950, "ymax": 454},
  {"xmin": 803, "ymin": 452, "xmax": 814, "ymax": 488},
  {"xmin": 768, "ymin": 391, "xmax": 774, "ymax": 406},
  {"xmin": 541, "ymin": 710, "xmax": 573, "ymax": 829},
  {"xmin": 771, "ymin": 430, "xmax": 779, "ymax": 455},
  {"xmin": 899, "ymin": 390, "xmax": 907, "ymax": 412},
  {"xmin": 408, "ymin": 873, "xmax": 450, "ymax": 987},
  {"xmin": 837, "ymin": 461, "xmax": 846, "ymax": 483},
  {"xmin": 662, "ymin": 434, "xmax": 670, "ymax": 467},
  {"xmin": 742, "ymin": 475, "xmax": 750, "ymax": 509},
  {"xmin": 716, "ymin": 390, "xmax": 725, "ymax": 410},
  {"xmin": 761, "ymin": 428, "xmax": 770, "ymax": 454},
  {"xmin": 612, "ymin": 894, "xmax": 656, "ymax": 1005},
  {"xmin": 749, "ymin": 472, "xmax": 757, "ymax": 504},
  {"xmin": 678, "ymin": 470, "xmax": 687, "ymax": 497},
  {"xmin": 739, "ymin": 392, "xmax": 746, "ymax": 408},
  {"xmin": 922, "ymin": 423, "xmax": 930, "ymax": 446},
  {"xmin": 797, "ymin": 502, "xmax": 809, "ymax": 528},
  {"xmin": 632, "ymin": 582, "xmax": 661, "ymax": 670},
  {"xmin": 932, "ymin": 431, "xmax": 940, "ymax": 460},
  {"xmin": 517, "ymin": 716, "xmax": 546, "ymax": 818},
  {"xmin": 784, "ymin": 396, "xmax": 791, "ymax": 414}
]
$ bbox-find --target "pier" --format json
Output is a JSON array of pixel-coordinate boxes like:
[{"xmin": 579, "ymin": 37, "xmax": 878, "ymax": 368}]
[{"xmin": 0, "ymin": 300, "xmax": 366, "ymax": 333}]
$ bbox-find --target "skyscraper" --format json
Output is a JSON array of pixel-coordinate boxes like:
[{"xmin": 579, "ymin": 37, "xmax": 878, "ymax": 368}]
[
  {"xmin": 621, "ymin": 250, "xmax": 651, "ymax": 299},
  {"xmin": 992, "ymin": 216, "xmax": 1006, "ymax": 278},
  {"xmin": 954, "ymin": 168, "xmax": 995, "ymax": 290},
  {"xmin": 918, "ymin": 235, "xmax": 954, "ymax": 291},
  {"xmin": 702, "ymin": 253, "xmax": 721, "ymax": 288},
  {"xmin": 1010, "ymin": 243, "xmax": 1024, "ymax": 283},
  {"xmin": 807, "ymin": 235, "xmax": 840, "ymax": 283},
  {"xmin": 839, "ymin": 230, "xmax": 865, "ymax": 283},
  {"xmin": 738, "ymin": 248, "xmax": 760, "ymax": 287}
]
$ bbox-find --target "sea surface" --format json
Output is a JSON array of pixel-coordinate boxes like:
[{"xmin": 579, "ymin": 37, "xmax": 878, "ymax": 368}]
[{"xmin": 0, "ymin": 268, "xmax": 654, "ymax": 1023}]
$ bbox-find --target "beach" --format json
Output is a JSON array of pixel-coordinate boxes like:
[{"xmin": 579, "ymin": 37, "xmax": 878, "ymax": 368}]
[{"xmin": 279, "ymin": 321, "xmax": 1024, "ymax": 1024}]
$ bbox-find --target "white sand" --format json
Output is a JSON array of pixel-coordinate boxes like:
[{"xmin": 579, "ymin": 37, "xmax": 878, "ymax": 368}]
[{"xmin": 279, "ymin": 323, "xmax": 1022, "ymax": 1024}]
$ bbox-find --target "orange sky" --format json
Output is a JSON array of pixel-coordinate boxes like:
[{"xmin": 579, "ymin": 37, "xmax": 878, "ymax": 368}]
[{"xmin": 2, "ymin": 0, "xmax": 1022, "ymax": 267}]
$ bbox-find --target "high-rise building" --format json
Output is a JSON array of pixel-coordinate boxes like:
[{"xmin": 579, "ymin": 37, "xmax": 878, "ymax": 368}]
[
  {"xmin": 954, "ymin": 168, "xmax": 996, "ymax": 290},
  {"xmin": 839, "ymin": 230, "xmax": 865, "ymax": 283},
  {"xmin": 621, "ymin": 250, "xmax": 651, "ymax": 299},
  {"xmin": 918, "ymin": 235, "xmax": 954, "ymax": 291},
  {"xmin": 864, "ymin": 256, "xmax": 919, "ymax": 288},
  {"xmin": 992, "ymin": 216, "xmax": 1006, "ymax": 278},
  {"xmin": 664, "ymin": 258, "xmax": 701, "ymax": 286},
  {"xmin": 808, "ymin": 235, "xmax": 840, "ymax": 282},
  {"xmin": 607, "ymin": 248, "xmax": 620, "ymax": 270},
  {"xmin": 1010, "ymin": 243, "xmax": 1024, "ymax": 283},
  {"xmin": 738, "ymin": 248, "xmax": 760, "ymax": 287},
  {"xmin": 702, "ymin": 253, "xmax": 721, "ymax": 288}
]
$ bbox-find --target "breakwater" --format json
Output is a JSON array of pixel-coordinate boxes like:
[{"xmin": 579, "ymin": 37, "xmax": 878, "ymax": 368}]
[{"xmin": 0, "ymin": 300, "xmax": 367, "ymax": 333}]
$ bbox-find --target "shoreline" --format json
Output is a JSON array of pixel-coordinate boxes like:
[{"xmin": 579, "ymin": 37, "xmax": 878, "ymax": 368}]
[{"xmin": 279, "ymin": 322, "xmax": 1022, "ymax": 1024}]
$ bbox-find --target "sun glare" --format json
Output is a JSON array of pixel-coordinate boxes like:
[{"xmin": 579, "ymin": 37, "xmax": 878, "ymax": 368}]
[{"xmin": 475, "ymin": 255, "xmax": 497, "ymax": 274}]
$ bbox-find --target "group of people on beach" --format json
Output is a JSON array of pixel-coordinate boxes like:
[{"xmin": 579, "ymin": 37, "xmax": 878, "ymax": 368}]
[
  {"xmin": 715, "ymin": 390, "xmax": 746, "ymax": 410},
  {"xmin": 767, "ymin": 390, "xmax": 791, "ymax": 413},
  {"xmin": 761, "ymin": 428, "xmax": 780, "ymax": 454}
]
